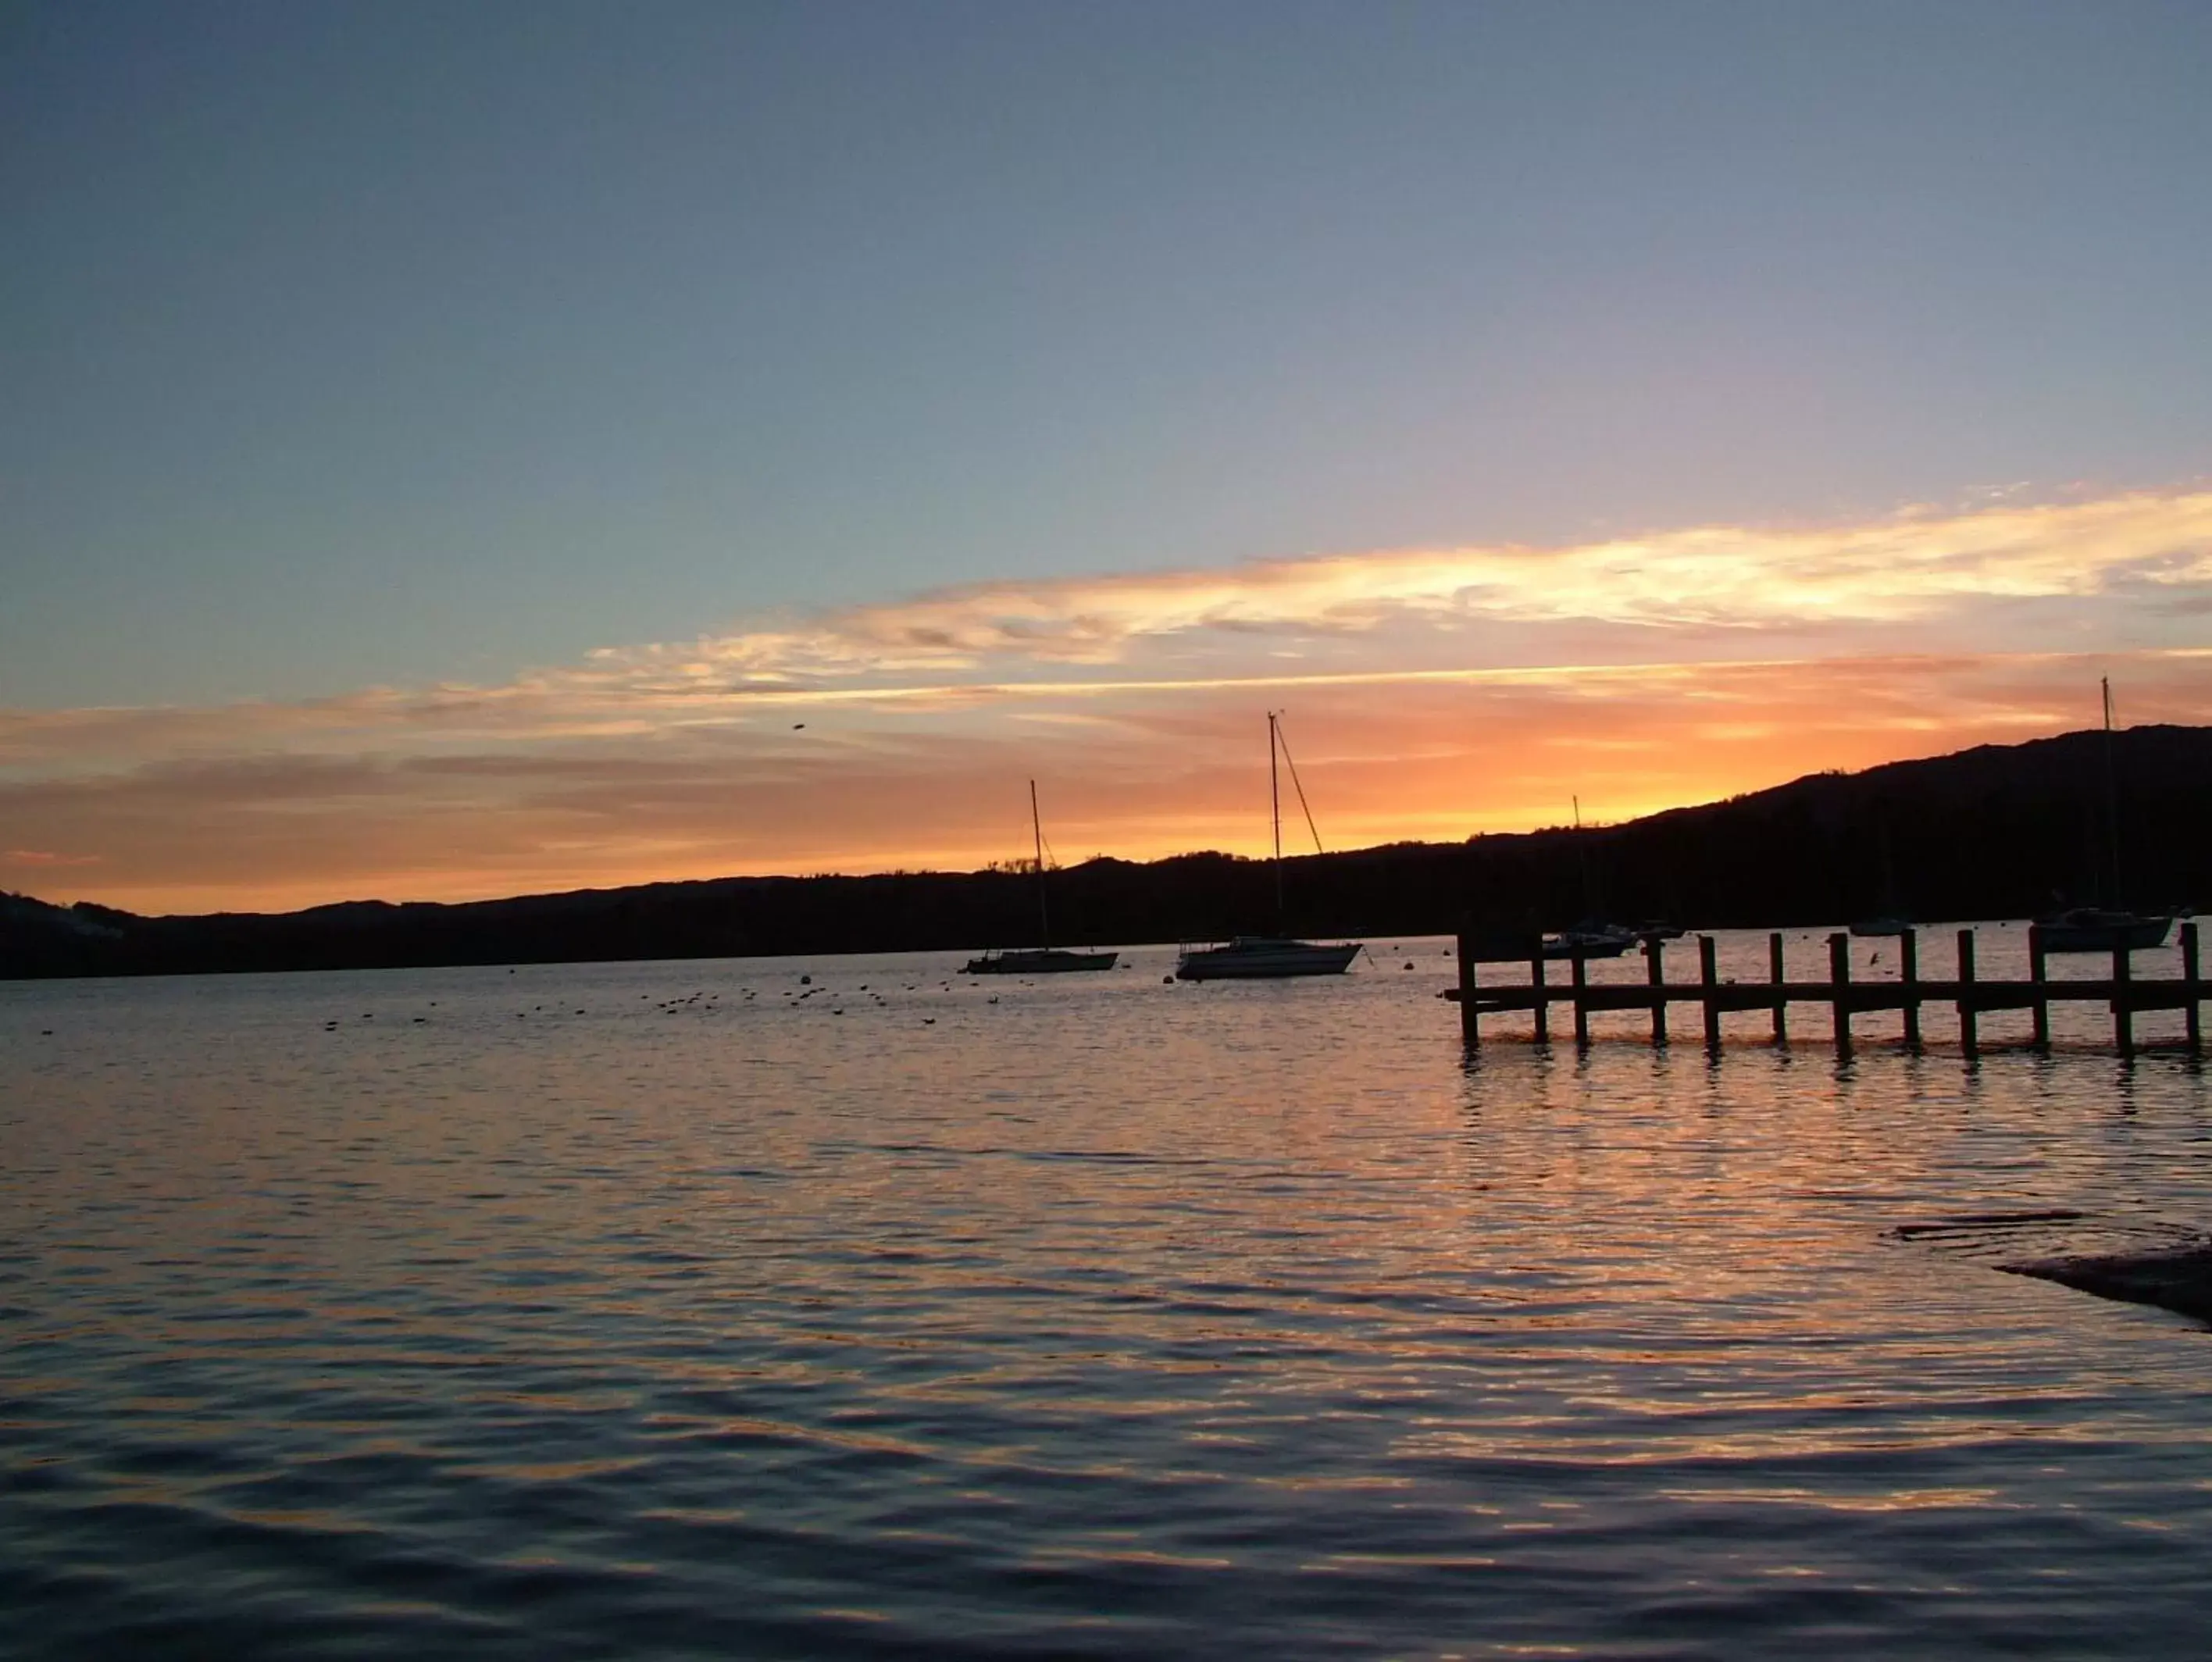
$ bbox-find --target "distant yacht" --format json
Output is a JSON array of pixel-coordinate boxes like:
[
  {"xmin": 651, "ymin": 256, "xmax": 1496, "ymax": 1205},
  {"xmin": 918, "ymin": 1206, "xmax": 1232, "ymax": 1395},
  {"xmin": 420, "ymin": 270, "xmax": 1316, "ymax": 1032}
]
[
  {"xmin": 964, "ymin": 781, "xmax": 1118, "ymax": 975},
  {"xmin": 965, "ymin": 946, "xmax": 1119, "ymax": 974},
  {"xmin": 1542, "ymin": 920, "xmax": 1638, "ymax": 960},
  {"xmin": 2035, "ymin": 907, "xmax": 2180, "ymax": 954},
  {"xmin": 2034, "ymin": 679, "xmax": 2186, "ymax": 954},
  {"xmin": 1850, "ymin": 917, "xmax": 1912, "ymax": 939},
  {"xmin": 1175, "ymin": 714, "xmax": 1362, "ymax": 981},
  {"xmin": 1175, "ymin": 935, "xmax": 1361, "ymax": 980},
  {"xmin": 1543, "ymin": 800, "xmax": 1639, "ymax": 958},
  {"xmin": 1850, "ymin": 815, "xmax": 1911, "ymax": 938}
]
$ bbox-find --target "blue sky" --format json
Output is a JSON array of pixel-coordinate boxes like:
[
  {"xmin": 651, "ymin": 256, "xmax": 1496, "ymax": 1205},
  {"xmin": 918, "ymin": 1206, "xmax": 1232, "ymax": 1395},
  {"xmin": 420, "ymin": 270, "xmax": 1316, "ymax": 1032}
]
[
  {"xmin": 5, "ymin": 2, "xmax": 2211, "ymax": 908},
  {"xmin": 11, "ymin": 0, "xmax": 2210, "ymax": 706}
]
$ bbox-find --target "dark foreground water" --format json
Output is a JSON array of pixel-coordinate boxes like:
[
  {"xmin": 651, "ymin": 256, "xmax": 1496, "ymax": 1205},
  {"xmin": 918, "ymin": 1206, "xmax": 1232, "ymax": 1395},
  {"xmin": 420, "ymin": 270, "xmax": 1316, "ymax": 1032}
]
[{"xmin": 5, "ymin": 929, "xmax": 2211, "ymax": 1660}]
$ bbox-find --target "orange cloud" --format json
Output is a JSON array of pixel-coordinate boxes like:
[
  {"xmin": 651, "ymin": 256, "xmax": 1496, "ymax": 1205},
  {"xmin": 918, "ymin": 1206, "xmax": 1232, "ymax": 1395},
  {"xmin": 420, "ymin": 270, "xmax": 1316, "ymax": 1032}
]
[
  {"xmin": 7, "ymin": 648, "xmax": 2209, "ymax": 915},
  {"xmin": 6, "ymin": 489, "xmax": 2212, "ymax": 913}
]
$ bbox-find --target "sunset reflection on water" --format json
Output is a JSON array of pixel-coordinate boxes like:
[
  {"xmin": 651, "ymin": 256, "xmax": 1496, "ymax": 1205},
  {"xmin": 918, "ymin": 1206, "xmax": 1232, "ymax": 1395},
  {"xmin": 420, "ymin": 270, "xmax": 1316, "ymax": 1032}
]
[{"xmin": 5, "ymin": 940, "xmax": 2210, "ymax": 1657}]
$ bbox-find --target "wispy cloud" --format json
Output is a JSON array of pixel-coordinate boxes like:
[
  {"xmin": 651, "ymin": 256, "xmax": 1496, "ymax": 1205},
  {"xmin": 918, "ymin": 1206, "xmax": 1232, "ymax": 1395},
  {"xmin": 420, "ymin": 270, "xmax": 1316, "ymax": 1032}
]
[
  {"xmin": 591, "ymin": 488, "xmax": 2212, "ymax": 688},
  {"xmin": 7, "ymin": 490, "xmax": 2211, "ymax": 912}
]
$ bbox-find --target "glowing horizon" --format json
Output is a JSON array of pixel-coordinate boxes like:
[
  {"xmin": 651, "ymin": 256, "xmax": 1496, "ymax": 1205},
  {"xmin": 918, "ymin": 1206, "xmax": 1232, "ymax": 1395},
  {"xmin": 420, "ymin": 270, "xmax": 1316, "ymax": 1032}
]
[{"xmin": 7, "ymin": 489, "xmax": 2211, "ymax": 916}]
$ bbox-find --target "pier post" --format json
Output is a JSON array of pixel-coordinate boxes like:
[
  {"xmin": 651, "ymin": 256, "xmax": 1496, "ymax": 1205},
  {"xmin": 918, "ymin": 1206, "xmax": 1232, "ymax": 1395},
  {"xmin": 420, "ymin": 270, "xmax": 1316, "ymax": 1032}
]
[
  {"xmin": 1529, "ymin": 949, "xmax": 1550, "ymax": 1046},
  {"xmin": 2112, "ymin": 941, "xmax": 2134, "ymax": 1059},
  {"xmin": 1828, "ymin": 933, "xmax": 1853, "ymax": 1057},
  {"xmin": 2185, "ymin": 922, "xmax": 2203, "ymax": 1057},
  {"xmin": 1769, "ymin": 932, "xmax": 1788, "ymax": 1045},
  {"xmin": 1957, "ymin": 929, "xmax": 1978, "ymax": 1057},
  {"xmin": 2029, "ymin": 926, "xmax": 2050, "ymax": 1051},
  {"xmin": 1700, "ymin": 934, "xmax": 1721, "ymax": 1053},
  {"xmin": 1571, "ymin": 952, "xmax": 1590, "ymax": 1047},
  {"xmin": 1900, "ymin": 929, "xmax": 1921, "ymax": 1049},
  {"xmin": 1457, "ymin": 931, "xmax": 1478, "ymax": 1047},
  {"xmin": 1646, "ymin": 937, "xmax": 1668, "ymax": 1047}
]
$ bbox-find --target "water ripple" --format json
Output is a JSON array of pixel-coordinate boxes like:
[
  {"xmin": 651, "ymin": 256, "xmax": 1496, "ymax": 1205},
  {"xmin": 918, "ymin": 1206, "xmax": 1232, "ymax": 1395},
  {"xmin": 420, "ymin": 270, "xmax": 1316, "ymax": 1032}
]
[{"xmin": 5, "ymin": 940, "xmax": 2212, "ymax": 1657}]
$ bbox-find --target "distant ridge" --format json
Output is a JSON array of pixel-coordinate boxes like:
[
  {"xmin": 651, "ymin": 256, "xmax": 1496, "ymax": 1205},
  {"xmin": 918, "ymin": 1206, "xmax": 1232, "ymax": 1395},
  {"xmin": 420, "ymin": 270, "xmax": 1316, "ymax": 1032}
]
[{"xmin": 6, "ymin": 725, "xmax": 2209, "ymax": 980}]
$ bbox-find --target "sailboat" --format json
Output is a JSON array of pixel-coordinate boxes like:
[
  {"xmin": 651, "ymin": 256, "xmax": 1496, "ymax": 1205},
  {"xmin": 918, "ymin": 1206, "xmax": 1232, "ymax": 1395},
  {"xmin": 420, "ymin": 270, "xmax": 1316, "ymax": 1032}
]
[
  {"xmin": 1543, "ymin": 796, "xmax": 1638, "ymax": 959},
  {"xmin": 962, "ymin": 781, "xmax": 1118, "ymax": 974},
  {"xmin": 2035, "ymin": 679, "xmax": 2184, "ymax": 953},
  {"xmin": 1850, "ymin": 815, "xmax": 1911, "ymax": 937},
  {"xmin": 1174, "ymin": 714, "xmax": 1362, "ymax": 981}
]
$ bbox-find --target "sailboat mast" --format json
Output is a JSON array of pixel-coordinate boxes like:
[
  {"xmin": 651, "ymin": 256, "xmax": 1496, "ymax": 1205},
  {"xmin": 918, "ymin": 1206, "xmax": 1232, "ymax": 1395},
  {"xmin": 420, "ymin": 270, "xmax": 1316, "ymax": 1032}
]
[
  {"xmin": 1030, "ymin": 779, "xmax": 1050, "ymax": 950},
  {"xmin": 1573, "ymin": 794, "xmax": 1591, "ymax": 916},
  {"xmin": 1269, "ymin": 712, "xmax": 1283, "ymax": 927},
  {"xmin": 2101, "ymin": 677, "xmax": 2122, "ymax": 908}
]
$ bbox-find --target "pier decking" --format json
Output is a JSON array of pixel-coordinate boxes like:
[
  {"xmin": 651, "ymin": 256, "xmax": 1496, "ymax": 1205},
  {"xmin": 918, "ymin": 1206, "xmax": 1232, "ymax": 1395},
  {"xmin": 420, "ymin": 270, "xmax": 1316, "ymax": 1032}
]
[{"xmin": 1451, "ymin": 923, "xmax": 2205, "ymax": 1057}]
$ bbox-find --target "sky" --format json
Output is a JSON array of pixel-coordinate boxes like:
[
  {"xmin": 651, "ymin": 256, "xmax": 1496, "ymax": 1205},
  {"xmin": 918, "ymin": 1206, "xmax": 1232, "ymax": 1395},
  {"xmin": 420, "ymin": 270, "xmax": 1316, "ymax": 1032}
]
[{"xmin": 5, "ymin": 0, "xmax": 2211, "ymax": 915}]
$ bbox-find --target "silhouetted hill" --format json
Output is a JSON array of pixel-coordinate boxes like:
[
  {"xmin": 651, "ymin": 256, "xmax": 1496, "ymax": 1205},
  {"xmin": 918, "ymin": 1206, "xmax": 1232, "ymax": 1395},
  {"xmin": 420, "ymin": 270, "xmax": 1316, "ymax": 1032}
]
[{"xmin": 5, "ymin": 726, "xmax": 2208, "ymax": 979}]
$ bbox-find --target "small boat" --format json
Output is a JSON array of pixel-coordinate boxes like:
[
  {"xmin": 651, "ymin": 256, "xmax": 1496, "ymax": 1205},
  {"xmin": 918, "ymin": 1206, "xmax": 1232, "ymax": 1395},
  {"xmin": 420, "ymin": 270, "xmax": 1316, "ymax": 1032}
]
[
  {"xmin": 963, "ymin": 781, "xmax": 1118, "ymax": 975},
  {"xmin": 1174, "ymin": 713, "xmax": 1361, "ymax": 982},
  {"xmin": 1632, "ymin": 921, "xmax": 1686, "ymax": 942},
  {"xmin": 1541, "ymin": 920, "xmax": 1637, "ymax": 960},
  {"xmin": 1174, "ymin": 935, "xmax": 1363, "ymax": 980},
  {"xmin": 1850, "ymin": 917, "xmax": 1913, "ymax": 939},
  {"xmin": 2032, "ymin": 907, "xmax": 2181, "ymax": 954}
]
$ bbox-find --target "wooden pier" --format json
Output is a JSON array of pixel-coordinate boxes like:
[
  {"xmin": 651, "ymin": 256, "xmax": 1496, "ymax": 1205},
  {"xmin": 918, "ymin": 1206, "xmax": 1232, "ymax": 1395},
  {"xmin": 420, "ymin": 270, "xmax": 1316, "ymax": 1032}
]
[{"xmin": 1451, "ymin": 922, "xmax": 2205, "ymax": 1057}]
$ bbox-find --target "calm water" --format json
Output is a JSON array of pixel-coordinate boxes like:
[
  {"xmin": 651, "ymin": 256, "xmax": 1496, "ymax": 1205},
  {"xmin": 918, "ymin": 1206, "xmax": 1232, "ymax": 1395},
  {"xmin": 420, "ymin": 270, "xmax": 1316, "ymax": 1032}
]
[{"xmin": 5, "ymin": 929, "xmax": 2211, "ymax": 1659}]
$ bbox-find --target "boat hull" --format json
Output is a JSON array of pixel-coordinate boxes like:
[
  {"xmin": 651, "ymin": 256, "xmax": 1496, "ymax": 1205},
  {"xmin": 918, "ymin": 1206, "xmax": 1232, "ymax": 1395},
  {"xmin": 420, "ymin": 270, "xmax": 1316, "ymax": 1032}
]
[
  {"xmin": 2033, "ymin": 912, "xmax": 2179, "ymax": 954},
  {"xmin": 1175, "ymin": 940, "xmax": 1361, "ymax": 981},
  {"xmin": 963, "ymin": 950, "xmax": 1118, "ymax": 974},
  {"xmin": 1542, "ymin": 938, "xmax": 1632, "ymax": 961},
  {"xmin": 1850, "ymin": 918, "xmax": 1912, "ymax": 938}
]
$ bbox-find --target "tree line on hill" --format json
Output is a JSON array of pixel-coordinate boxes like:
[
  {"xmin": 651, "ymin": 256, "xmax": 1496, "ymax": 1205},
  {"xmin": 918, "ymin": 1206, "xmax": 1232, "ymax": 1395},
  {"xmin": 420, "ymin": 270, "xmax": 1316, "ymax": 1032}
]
[{"xmin": 5, "ymin": 726, "xmax": 2207, "ymax": 980}]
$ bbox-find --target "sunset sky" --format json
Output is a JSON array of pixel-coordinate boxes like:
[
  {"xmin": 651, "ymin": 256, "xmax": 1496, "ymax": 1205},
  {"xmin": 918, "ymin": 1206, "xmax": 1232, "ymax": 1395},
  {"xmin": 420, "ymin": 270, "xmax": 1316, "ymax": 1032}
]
[{"xmin": 7, "ymin": 1, "xmax": 2212, "ymax": 915}]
